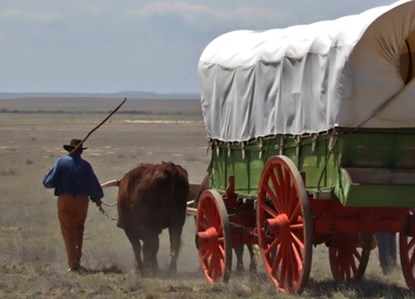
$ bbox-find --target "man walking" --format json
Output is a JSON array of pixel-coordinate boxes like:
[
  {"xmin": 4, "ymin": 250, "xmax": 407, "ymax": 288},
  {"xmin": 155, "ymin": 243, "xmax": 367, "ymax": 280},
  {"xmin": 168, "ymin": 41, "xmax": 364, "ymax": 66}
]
[{"xmin": 43, "ymin": 138, "xmax": 104, "ymax": 273}]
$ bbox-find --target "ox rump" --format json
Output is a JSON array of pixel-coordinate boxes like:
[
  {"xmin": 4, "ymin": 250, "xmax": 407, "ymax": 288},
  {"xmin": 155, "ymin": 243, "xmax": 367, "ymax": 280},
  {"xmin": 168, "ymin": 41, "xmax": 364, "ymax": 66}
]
[{"xmin": 102, "ymin": 161, "xmax": 189, "ymax": 277}]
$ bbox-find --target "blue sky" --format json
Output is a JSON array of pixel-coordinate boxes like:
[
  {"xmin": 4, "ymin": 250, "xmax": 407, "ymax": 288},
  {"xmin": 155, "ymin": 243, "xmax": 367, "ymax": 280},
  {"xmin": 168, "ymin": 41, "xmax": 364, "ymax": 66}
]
[{"xmin": 0, "ymin": 0, "xmax": 397, "ymax": 94}]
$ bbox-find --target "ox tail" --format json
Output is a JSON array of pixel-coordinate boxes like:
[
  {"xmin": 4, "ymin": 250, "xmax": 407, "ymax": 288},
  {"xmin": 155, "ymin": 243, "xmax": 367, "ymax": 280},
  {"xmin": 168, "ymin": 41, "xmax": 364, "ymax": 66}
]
[
  {"xmin": 168, "ymin": 164, "xmax": 184, "ymax": 205},
  {"xmin": 101, "ymin": 179, "xmax": 120, "ymax": 188}
]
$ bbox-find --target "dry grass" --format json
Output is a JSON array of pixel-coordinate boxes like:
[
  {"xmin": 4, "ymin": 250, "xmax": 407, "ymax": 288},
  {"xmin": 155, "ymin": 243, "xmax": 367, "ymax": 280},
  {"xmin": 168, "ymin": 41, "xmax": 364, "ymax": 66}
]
[{"xmin": 0, "ymin": 97, "xmax": 414, "ymax": 298}]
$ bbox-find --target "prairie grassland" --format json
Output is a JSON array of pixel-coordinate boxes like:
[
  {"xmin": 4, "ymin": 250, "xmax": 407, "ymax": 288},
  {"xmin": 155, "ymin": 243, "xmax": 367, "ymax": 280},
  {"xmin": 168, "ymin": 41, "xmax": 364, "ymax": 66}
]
[{"xmin": 0, "ymin": 98, "xmax": 412, "ymax": 298}]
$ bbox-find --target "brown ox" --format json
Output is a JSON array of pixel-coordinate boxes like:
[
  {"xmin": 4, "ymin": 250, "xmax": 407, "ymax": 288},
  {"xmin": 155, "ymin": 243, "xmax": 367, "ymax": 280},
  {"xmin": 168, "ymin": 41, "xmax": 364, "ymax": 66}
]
[{"xmin": 108, "ymin": 162, "xmax": 189, "ymax": 276}]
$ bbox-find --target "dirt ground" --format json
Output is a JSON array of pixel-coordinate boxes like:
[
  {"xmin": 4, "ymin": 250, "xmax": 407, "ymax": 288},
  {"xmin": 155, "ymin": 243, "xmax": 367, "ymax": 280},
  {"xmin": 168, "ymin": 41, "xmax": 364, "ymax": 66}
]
[{"xmin": 0, "ymin": 97, "xmax": 412, "ymax": 298}]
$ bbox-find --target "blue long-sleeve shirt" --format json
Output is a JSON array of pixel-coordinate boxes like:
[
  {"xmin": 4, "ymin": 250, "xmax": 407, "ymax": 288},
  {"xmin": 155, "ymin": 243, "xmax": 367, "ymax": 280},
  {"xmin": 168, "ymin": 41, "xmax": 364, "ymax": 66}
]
[{"xmin": 43, "ymin": 154, "xmax": 104, "ymax": 202}]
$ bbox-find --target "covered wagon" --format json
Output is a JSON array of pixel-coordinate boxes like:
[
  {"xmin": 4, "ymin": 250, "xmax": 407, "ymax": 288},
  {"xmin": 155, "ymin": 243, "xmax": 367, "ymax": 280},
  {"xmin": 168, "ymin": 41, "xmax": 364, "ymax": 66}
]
[{"xmin": 195, "ymin": 0, "xmax": 415, "ymax": 293}]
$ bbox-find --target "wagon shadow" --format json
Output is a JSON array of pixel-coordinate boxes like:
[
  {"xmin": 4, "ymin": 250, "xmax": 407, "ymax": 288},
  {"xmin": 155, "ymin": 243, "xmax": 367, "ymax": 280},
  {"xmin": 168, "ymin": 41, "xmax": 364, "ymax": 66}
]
[
  {"xmin": 145, "ymin": 268, "xmax": 264, "ymax": 282},
  {"xmin": 305, "ymin": 278, "xmax": 414, "ymax": 298}
]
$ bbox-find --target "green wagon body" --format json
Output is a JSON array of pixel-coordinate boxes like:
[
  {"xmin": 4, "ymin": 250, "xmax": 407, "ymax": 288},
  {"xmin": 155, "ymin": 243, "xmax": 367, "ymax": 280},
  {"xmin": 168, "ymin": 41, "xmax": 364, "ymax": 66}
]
[{"xmin": 209, "ymin": 128, "xmax": 415, "ymax": 207}]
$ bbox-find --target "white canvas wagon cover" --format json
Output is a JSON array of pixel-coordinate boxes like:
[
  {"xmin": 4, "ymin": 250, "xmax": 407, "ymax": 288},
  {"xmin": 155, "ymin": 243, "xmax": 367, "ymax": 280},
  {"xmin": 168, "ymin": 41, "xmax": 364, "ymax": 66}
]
[{"xmin": 199, "ymin": 0, "xmax": 415, "ymax": 142}]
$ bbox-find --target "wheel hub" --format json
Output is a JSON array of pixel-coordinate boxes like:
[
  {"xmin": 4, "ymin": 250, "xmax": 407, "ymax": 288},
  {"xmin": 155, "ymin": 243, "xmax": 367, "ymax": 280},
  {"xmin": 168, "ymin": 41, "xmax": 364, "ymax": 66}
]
[
  {"xmin": 196, "ymin": 227, "xmax": 219, "ymax": 250},
  {"xmin": 264, "ymin": 214, "xmax": 290, "ymax": 239}
]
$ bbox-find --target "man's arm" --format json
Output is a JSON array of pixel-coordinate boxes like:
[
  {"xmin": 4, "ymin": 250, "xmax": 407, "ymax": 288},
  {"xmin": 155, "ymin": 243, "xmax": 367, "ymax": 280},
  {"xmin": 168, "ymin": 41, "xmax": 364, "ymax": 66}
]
[
  {"xmin": 42, "ymin": 160, "xmax": 60, "ymax": 188},
  {"xmin": 87, "ymin": 165, "xmax": 104, "ymax": 206}
]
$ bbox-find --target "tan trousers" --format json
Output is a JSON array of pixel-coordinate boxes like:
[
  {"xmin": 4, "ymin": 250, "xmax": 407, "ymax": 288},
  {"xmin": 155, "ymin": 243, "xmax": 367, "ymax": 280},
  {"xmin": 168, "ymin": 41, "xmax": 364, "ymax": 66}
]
[{"xmin": 57, "ymin": 193, "xmax": 89, "ymax": 270}]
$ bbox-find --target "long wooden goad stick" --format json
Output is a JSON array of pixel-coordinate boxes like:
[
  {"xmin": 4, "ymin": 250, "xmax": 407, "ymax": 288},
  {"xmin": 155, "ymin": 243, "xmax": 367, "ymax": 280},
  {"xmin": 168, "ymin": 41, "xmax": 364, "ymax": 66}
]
[{"xmin": 70, "ymin": 97, "xmax": 127, "ymax": 155}]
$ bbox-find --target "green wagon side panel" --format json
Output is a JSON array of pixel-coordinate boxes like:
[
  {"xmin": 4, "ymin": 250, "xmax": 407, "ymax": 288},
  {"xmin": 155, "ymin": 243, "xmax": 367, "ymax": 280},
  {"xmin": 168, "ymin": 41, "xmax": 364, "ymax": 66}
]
[
  {"xmin": 339, "ymin": 130, "xmax": 415, "ymax": 169},
  {"xmin": 210, "ymin": 145, "xmax": 265, "ymax": 195},
  {"xmin": 209, "ymin": 134, "xmax": 336, "ymax": 195},
  {"xmin": 210, "ymin": 147, "xmax": 227, "ymax": 191},
  {"xmin": 209, "ymin": 129, "xmax": 415, "ymax": 207},
  {"xmin": 336, "ymin": 167, "xmax": 415, "ymax": 207},
  {"xmin": 335, "ymin": 130, "xmax": 415, "ymax": 206},
  {"xmin": 248, "ymin": 149, "xmax": 264, "ymax": 193},
  {"xmin": 338, "ymin": 184, "xmax": 415, "ymax": 207},
  {"xmin": 226, "ymin": 149, "xmax": 246, "ymax": 190}
]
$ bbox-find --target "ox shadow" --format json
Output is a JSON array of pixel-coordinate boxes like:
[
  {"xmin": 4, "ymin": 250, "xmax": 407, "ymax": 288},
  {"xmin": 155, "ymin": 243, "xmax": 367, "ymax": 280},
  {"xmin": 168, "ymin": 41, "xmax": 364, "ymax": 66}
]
[
  {"xmin": 145, "ymin": 268, "xmax": 204, "ymax": 281},
  {"xmin": 71, "ymin": 265, "xmax": 124, "ymax": 275}
]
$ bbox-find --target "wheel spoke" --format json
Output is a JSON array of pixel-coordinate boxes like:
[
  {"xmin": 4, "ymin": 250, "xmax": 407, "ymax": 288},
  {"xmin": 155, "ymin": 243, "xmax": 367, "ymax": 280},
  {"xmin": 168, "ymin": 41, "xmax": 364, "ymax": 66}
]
[
  {"xmin": 209, "ymin": 203, "xmax": 218, "ymax": 227},
  {"xmin": 290, "ymin": 231, "xmax": 305, "ymax": 252},
  {"xmin": 216, "ymin": 259, "xmax": 222, "ymax": 279},
  {"xmin": 343, "ymin": 253, "xmax": 352, "ymax": 279},
  {"xmin": 271, "ymin": 243, "xmax": 284, "ymax": 276},
  {"xmin": 218, "ymin": 242, "xmax": 225, "ymax": 258},
  {"xmin": 219, "ymin": 254, "xmax": 225, "ymax": 271},
  {"xmin": 287, "ymin": 185, "xmax": 298, "ymax": 216},
  {"xmin": 290, "ymin": 242, "xmax": 301, "ymax": 281},
  {"xmin": 269, "ymin": 168, "xmax": 279, "ymax": 195},
  {"xmin": 265, "ymin": 237, "xmax": 280, "ymax": 256},
  {"xmin": 259, "ymin": 200, "xmax": 279, "ymax": 218},
  {"xmin": 207, "ymin": 254, "xmax": 215, "ymax": 277},
  {"xmin": 349, "ymin": 252, "xmax": 358, "ymax": 275},
  {"xmin": 265, "ymin": 176, "xmax": 283, "ymax": 213},
  {"xmin": 290, "ymin": 223, "xmax": 304, "ymax": 230},
  {"xmin": 278, "ymin": 243, "xmax": 288, "ymax": 283},
  {"xmin": 202, "ymin": 249, "xmax": 211, "ymax": 261},
  {"xmin": 283, "ymin": 168, "xmax": 292, "ymax": 211},
  {"xmin": 289, "ymin": 202, "xmax": 301, "ymax": 223},
  {"xmin": 199, "ymin": 217, "xmax": 209, "ymax": 230},
  {"xmin": 352, "ymin": 247, "xmax": 361, "ymax": 264},
  {"xmin": 283, "ymin": 241, "xmax": 295, "ymax": 290},
  {"xmin": 408, "ymin": 237, "xmax": 415, "ymax": 250},
  {"xmin": 271, "ymin": 245, "xmax": 285, "ymax": 280},
  {"xmin": 276, "ymin": 166, "xmax": 288, "ymax": 211}
]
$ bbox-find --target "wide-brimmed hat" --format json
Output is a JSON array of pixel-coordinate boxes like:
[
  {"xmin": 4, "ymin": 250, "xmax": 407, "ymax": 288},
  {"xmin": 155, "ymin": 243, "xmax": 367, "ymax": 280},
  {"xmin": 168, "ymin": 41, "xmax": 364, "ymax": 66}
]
[{"xmin": 63, "ymin": 139, "xmax": 88, "ymax": 152}]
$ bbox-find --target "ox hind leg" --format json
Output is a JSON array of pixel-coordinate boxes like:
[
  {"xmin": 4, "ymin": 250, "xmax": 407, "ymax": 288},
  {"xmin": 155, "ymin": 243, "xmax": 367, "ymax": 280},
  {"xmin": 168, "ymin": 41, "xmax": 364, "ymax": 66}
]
[
  {"xmin": 168, "ymin": 225, "xmax": 183, "ymax": 276},
  {"xmin": 234, "ymin": 244, "xmax": 258, "ymax": 274},
  {"xmin": 142, "ymin": 231, "xmax": 160, "ymax": 277},
  {"xmin": 123, "ymin": 228, "xmax": 143, "ymax": 275},
  {"xmin": 247, "ymin": 244, "xmax": 258, "ymax": 273},
  {"xmin": 234, "ymin": 245, "xmax": 245, "ymax": 273}
]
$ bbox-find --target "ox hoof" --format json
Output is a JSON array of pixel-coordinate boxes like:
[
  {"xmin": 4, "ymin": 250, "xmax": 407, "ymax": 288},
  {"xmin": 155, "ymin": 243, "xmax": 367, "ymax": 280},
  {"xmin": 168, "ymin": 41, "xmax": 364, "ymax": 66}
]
[
  {"xmin": 236, "ymin": 264, "xmax": 245, "ymax": 274},
  {"xmin": 116, "ymin": 221, "xmax": 124, "ymax": 228},
  {"xmin": 168, "ymin": 270, "xmax": 177, "ymax": 278},
  {"xmin": 168, "ymin": 264, "xmax": 177, "ymax": 276}
]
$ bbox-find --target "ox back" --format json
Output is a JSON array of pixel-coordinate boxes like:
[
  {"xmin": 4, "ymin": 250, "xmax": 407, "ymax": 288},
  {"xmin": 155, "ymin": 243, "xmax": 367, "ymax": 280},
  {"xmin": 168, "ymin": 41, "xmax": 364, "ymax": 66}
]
[{"xmin": 117, "ymin": 161, "xmax": 189, "ymax": 232}]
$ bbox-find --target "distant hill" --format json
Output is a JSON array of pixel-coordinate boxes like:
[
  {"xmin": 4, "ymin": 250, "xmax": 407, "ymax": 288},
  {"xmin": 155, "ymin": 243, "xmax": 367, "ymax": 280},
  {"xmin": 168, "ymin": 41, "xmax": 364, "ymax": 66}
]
[{"xmin": 0, "ymin": 91, "xmax": 200, "ymax": 100}]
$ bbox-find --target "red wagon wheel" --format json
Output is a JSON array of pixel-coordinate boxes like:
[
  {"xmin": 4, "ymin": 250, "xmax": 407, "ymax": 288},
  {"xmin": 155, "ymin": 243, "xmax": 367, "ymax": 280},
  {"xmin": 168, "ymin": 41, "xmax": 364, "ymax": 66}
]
[
  {"xmin": 329, "ymin": 240, "xmax": 370, "ymax": 281},
  {"xmin": 256, "ymin": 155, "xmax": 312, "ymax": 293},
  {"xmin": 196, "ymin": 189, "xmax": 232, "ymax": 284},
  {"xmin": 400, "ymin": 229, "xmax": 415, "ymax": 290}
]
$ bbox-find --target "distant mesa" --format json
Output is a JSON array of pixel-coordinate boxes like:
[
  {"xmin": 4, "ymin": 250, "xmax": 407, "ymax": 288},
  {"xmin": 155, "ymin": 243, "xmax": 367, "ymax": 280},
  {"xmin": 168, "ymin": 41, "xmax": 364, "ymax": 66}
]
[{"xmin": 0, "ymin": 91, "xmax": 200, "ymax": 100}]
